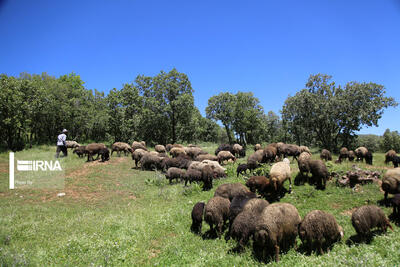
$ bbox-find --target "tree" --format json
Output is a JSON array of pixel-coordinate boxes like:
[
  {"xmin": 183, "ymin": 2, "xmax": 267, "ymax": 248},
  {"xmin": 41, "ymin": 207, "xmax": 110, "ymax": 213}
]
[
  {"xmin": 381, "ymin": 129, "xmax": 400, "ymax": 152},
  {"xmin": 281, "ymin": 74, "xmax": 398, "ymax": 151}
]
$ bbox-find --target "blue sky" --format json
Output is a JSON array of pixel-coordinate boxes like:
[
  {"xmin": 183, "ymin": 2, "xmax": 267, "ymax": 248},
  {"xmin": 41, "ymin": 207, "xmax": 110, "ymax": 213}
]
[{"xmin": 0, "ymin": 0, "xmax": 399, "ymax": 135}]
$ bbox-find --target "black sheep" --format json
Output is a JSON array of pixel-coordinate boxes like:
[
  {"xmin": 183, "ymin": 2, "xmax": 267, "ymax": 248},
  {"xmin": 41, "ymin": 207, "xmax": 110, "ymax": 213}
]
[
  {"xmin": 201, "ymin": 165, "xmax": 214, "ymax": 191},
  {"xmin": 236, "ymin": 164, "xmax": 249, "ymax": 177},
  {"xmin": 98, "ymin": 147, "xmax": 110, "ymax": 162},
  {"xmin": 393, "ymin": 156, "xmax": 400, "ymax": 168},
  {"xmin": 365, "ymin": 151, "xmax": 373, "ymax": 165},
  {"xmin": 392, "ymin": 194, "xmax": 400, "ymax": 220},
  {"xmin": 215, "ymin": 144, "xmax": 234, "ymax": 156},
  {"xmin": 191, "ymin": 202, "xmax": 205, "ymax": 234}
]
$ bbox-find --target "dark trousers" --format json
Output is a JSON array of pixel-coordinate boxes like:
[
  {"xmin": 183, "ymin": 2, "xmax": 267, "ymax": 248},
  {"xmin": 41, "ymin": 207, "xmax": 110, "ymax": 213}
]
[{"xmin": 56, "ymin": 145, "xmax": 68, "ymax": 158}]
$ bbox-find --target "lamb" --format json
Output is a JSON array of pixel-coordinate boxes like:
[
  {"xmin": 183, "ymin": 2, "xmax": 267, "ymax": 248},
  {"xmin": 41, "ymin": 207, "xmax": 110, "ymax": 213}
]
[
  {"xmin": 339, "ymin": 147, "xmax": 349, "ymax": 162},
  {"xmin": 236, "ymin": 163, "xmax": 249, "ymax": 177},
  {"xmin": 385, "ymin": 150, "xmax": 397, "ymax": 164},
  {"xmin": 131, "ymin": 148, "xmax": 148, "ymax": 168},
  {"xmin": 254, "ymin": 144, "xmax": 262, "ymax": 151},
  {"xmin": 245, "ymin": 176, "xmax": 270, "ymax": 197},
  {"xmin": 320, "ymin": 149, "xmax": 332, "ymax": 161},
  {"xmin": 73, "ymin": 146, "xmax": 86, "ymax": 158},
  {"xmin": 253, "ymin": 203, "xmax": 301, "ymax": 262},
  {"xmin": 214, "ymin": 183, "xmax": 251, "ymax": 201},
  {"xmin": 298, "ymin": 210, "xmax": 343, "ymax": 255},
  {"xmin": 217, "ymin": 151, "xmax": 236, "ymax": 165},
  {"xmin": 348, "ymin": 150, "xmax": 355, "ymax": 161},
  {"xmin": 263, "ymin": 145, "xmax": 277, "ymax": 163},
  {"xmin": 268, "ymin": 160, "xmax": 292, "ymax": 199},
  {"xmin": 139, "ymin": 153, "xmax": 162, "ymax": 171},
  {"xmin": 191, "ymin": 202, "xmax": 205, "ymax": 234},
  {"xmin": 355, "ymin": 146, "xmax": 368, "ymax": 162},
  {"xmin": 169, "ymin": 147, "xmax": 186, "ymax": 158},
  {"xmin": 308, "ymin": 159, "xmax": 329, "ymax": 189},
  {"xmin": 111, "ymin": 142, "xmax": 132, "ymax": 156},
  {"xmin": 351, "ymin": 205, "xmax": 393, "ymax": 242},
  {"xmin": 204, "ymin": 196, "xmax": 231, "ymax": 238},
  {"xmin": 232, "ymin": 143, "xmax": 246, "ymax": 158},
  {"xmin": 132, "ymin": 141, "xmax": 147, "ymax": 151},
  {"xmin": 155, "ymin": 144, "xmax": 166, "ymax": 153},
  {"xmin": 85, "ymin": 143, "xmax": 107, "ymax": 162},
  {"xmin": 391, "ymin": 194, "xmax": 400, "ymax": 220},
  {"xmin": 65, "ymin": 140, "xmax": 81, "ymax": 149},
  {"xmin": 183, "ymin": 168, "xmax": 202, "ymax": 186},
  {"xmin": 165, "ymin": 167, "xmax": 186, "ymax": 184},
  {"xmin": 195, "ymin": 154, "xmax": 218, "ymax": 162},
  {"xmin": 230, "ymin": 198, "xmax": 269, "ymax": 251},
  {"xmin": 381, "ymin": 167, "xmax": 400, "ymax": 202}
]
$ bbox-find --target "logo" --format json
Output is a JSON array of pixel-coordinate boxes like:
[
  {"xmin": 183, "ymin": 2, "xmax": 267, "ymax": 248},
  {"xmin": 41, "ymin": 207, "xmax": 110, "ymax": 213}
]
[{"xmin": 17, "ymin": 160, "xmax": 62, "ymax": 171}]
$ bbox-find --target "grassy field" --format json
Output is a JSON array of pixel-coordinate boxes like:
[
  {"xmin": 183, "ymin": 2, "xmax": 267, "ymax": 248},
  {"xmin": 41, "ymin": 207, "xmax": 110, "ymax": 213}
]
[{"xmin": 0, "ymin": 144, "xmax": 399, "ymax": 266}]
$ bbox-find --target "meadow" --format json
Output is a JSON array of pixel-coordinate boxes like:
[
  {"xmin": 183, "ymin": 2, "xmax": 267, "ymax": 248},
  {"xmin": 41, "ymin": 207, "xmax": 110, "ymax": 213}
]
[{"xmin": 0, "ymin": 144, "xmax": 399, "ymax": 266}]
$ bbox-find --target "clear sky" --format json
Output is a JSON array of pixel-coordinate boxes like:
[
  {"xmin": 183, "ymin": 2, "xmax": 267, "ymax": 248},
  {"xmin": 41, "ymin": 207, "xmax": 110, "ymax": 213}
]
[{"xmin": 0, "ymin": 0, "xmax": 399, "ymax": 135}]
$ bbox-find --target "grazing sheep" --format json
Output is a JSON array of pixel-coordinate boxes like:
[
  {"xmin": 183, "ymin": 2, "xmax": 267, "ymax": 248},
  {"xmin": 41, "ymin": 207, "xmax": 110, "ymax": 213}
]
[
  {"xmin": 166, "ymin": 144, "xmax": 173, "ymax": 152},
  {"xmin": 275, "ymin": 142, "xmax": 285, "ymax": 159},
  {"xmin": 385, "ymin": 150, "xmax": 397, "ymax": 164},
  {"xmin": 263, "ymin": 145, "xmax": 277, "ymax": 163},
  {"xmin": 165, "ymin": 167, "xmax": 186, "ymax": 184},
  {"xmin": 247, "ymin": 150, "xmax": 265, "ymax": 169},
  {"xmin": 351, "ymin": 205, "xmax": 393, "ymax": 242},
  {"xmin": 191, "ymin": 202, "xmax": 205, "ymax": 234},
  {"xmin": 254, "ymin": 144, "xmax": 262, "ymax": 151},
  {"xmin": 253, "ymin": 203, "xmax": 301, "ymax": 262},
  {"xmin": 339, "ymin": 147, "xmax": 349, "ymax": 162},
  {"xmin": 73, "ymin": 146, "xmax": 86, "ymax": 158},
  {"xmin": 140, "ymin": 153, "xmax": 162, "ymax": 171},
  {"xmin": 188, "ymin": 161, "xmax": 207, "ymax": 172},
  {"xmin": 232, "ymin": 143, "xmax": 246, "ymax": 157},
  {"xmin": 348, "ymin": 150, "xmax": 355, "ymax": 161},
  {"xmin": 204, "ymin": 196, "xmax": 231, "ymax": 238},
  {"xmin": 183, "ymin": 168, "xmax": 202, "ymax": 186},
  {"xmin": 308, "ymin": 159, "xmax": 329, "ymax": 189},
  {"xmin": 297, "ymin": 152, "xmax": 312, "ymax": 178},
  {"xmin": 365, "ymin": 151, "xmax": 373, "ymax": 165},
  {"xmin": 215, "ymin": 144, "xmax": 234, "ymax": 156},
  {"xmin": 236, "ymin": 163, "xmax": 249, "ymax": 177},
  {"xmin": 268, "ymin": 161, "xmax": 292, "ymax": 199},
  {"xmin": 299, "ymin": 210, "xmax": 343, "ymax": 255},
  {"xmin": 185, "ymin": 146, "xmax": 206, "ymax": 159},
  {"xmin": 195, "ymin": 154, "xmax": 218, "ymax": 162},
  {"xmin": 85, "ymin": 143, "xmax": 107, "ymax": 162},
  {"xmin": 381, "ymin": 168, "xmax": 400, "ymax": 202},
  {"xmin": 230, "ymin": 198, "xmax": 269, "ymax": 251},
  {"xmin": 202, "ymin": 165, "xmax": 214, "ymax": 191},
  {"xmin": 155, "ymin": 144, "xmax": 166, "ymax": 153},
  {"xmin": 132, "ymin": 141, "xmax": 147, "ymax": 151},
  {"xmin": 65, "ymin": 140, "xmax": 81, "ymax": 149},
  {"xmin": 214, "ymin": 183, "xmax": 250, "ymax": 201},
  {"xmin": 131, "ymin": 148, "xmax": 148, "ymax": 168},
  {"xmin": 169, "ymin": 147, "xmax": 186, "ymax": 158},
  {"xmin": 355, "ymin": 147, "xmax": 368, "ymax": 162},
  {"xmin": 98, "ymin": 147, "xmax": 110, "ymax": 162},
  {"xmin": 161, "ymin": 156, "xmax": 190, "ymax": 171},
  {"xmin": 111, "ymin": 142, "xmax": 132, "ymax": 156},
  {"xmin": 281, "ymin": 144, "xmax": 301, "ymax": 160},
  {"xmin": 299, "ymin": 145, "xmax": 311, "ymax": 154},
  {"xmin": 202, "ymin": 160, "xmax": 226, "ymax": 171},
  {"xmin": 172, "ymin": 143, "xmax": 184, "ymax": 149},
  {"xmin": 245, "ymin": 176, "xmax": 270, "ymax": 197},
  {"xmin": 393, "ymin": 156, "xmax": 400, "ymax": 168},
  {"xmin": 392, "ymin": 194, "xmax": 400, "ymax": 220},
  {"xmin": 320, "ymin": 149, "xmax": 332, "ymax": 161},
  {"xmin": 217, "ymin": 151, "xmax": 236, "ymax": 165}
]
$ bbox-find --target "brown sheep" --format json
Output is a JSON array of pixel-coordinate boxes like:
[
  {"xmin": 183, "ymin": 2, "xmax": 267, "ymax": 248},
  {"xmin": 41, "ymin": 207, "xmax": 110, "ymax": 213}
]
[
  {"xmin": 268, "ymin": 161, "xmax": 292, "ymax": 199},
  {"xmin": 381, "ymin": 168, "xmax": 400, "ymax": 202},
  {"xmin": 232, "ymin": 143, "xmax": 246, "ymax": 157},
  {"xmin": 166, "ymin": 144, "xmax": 173, "ymax": 152},
  {"xmin": 184, "ymin": 168, "xmax": 202, "ymax": 186},
  {"xmin": 111, "ymin": 142, "xmax": 132, "ymax": 156},
  {"xmin": 263, "ymin": 145, "xmax": 277, "ymax": 163},
  {"xmin": 247, "ymin": 150, "xmax": 265, "ymax": 170},
  {"xmin": 355, "ymin": 146, "xmax": 368, "ymax": 162},
  {"xmin": 73, "ymin": 146, "xmax": 86, "ymax": 158},
  {"xmin": 339, "ymin": 147, "xmax": 349, "ymax": 162},
  {"xmin": 201, "ymin": 165, "xmax": 214, "ymax": 191},
  {"xmin": 254, "ymin": 144, "xmax": 262, "ymax": 151},
  {"xmin": 391, "ymin": 194, "xmax": 400, "ymax": 220},
  {"xmin": 139, "ymin": 153, "xmax": 162, "ymax": 170},
  {"xmin": 299, "ymin": 145, "xmax": 311, "ymax": 154},
  {"xmin": 245, "ymin": 176, "xmax": 270, "ymax": 197},
  {"xmin": 348, "ymin": 150, "xmax": 355, "ymax": 161},
  {"xmin": 132, "ymin": 141, "xmax": 147, "ymax": 151},
  {"xmin": 165, "ymin": 167, "xmax": 186, "ymax": 183},
  {"xmin": 308, "ymin": 159, "xmax": 329, "ymax": 189},
  {"xmin": 217, "ymin": 151, "xmax": 236, "ymax": 165},
  {"xmin": 169, "ymin": 147, "xmax": 186, "ymax": 158},
  {"xmin": 297, "ymin": 152, "xmax": 312, "ymax": 179},
  {"xmin": 385, "ymin": 150, "xmax": 397, "ymax": 164},
  {"xmin": 351, "ymin": 205, "xmax": 393, "ymax": 242},
  {"xmin": 131, "ymin": 149, "xmax": 148, "ymax": 168},
  {"xmin": 214, "ymin": 183, "xmax": 250, "ymax": 201},
  {"xmin": 281, "ymin": 144, "xmax": 301, "ymax": 160},
  {"xmin": 191, "ymin": 202, "xmax": 205, "ymax": 234},
  {"xmin": 299, "ymin": 210, "xmax": 343, "ymax": 255},
  {"xmin": 85, "ymin": 143, "xmax": 107, "ymax": 162},
  {"xmin": 65, "ymin": 140, "xmax": 81, "ymax": 149},
  {"xmin": 253, "ymin": 203, "xmax": 301, "ymax": 262},
  {"xmin": 204, "ymin": 196, "xmax": 231, "ymax": 238},
  {"xmin": 185, "ymin": 147, "xmax": 206, "ymax": 159},
  {"xmin": 195, "ymin": 154, "xmax": 218, "ymax": 162},
  {"xmin": 320, "ymin": 149, "xmax": 332, "ymax": 161},
  {"xmin": 155, "ymin": 145, "xmax": 166, "ymax": 153}
]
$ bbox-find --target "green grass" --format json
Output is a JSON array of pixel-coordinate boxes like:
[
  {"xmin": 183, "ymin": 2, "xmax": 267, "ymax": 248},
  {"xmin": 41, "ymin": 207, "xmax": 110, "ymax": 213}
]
[{"xmin": 0, "ymin": 145, "xmax": 399, "ymax": 266}]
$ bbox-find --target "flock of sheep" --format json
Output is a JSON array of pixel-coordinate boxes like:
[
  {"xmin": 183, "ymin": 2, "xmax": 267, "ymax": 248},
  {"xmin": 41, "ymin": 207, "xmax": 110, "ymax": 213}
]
[{"xmin": 66, "ymin": 140, "xmax": 400, "ymax": 262}]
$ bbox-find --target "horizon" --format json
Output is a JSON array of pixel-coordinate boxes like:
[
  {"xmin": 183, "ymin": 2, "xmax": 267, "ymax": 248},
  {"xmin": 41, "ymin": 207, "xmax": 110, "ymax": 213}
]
[{"xmin": 1, "ymin": 0, "xmax": 399, "ymax": 135}]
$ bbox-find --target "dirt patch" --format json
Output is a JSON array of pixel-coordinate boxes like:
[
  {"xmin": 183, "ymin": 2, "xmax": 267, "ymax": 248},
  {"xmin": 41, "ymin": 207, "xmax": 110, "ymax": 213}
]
[
  {"xmin": 341, "ymin": 208, "xmax": 357, "ymax": 216},
  {"xmin": 148, "ymin": 249, "xmax": 161, "ymax": 259},
  {"xmin": 0, "ymin": 162, "xmax": 9, "ymax": 174},
  {"xmin": 331, "ymin": 203, "xmax": 342, "ymax": 209}
]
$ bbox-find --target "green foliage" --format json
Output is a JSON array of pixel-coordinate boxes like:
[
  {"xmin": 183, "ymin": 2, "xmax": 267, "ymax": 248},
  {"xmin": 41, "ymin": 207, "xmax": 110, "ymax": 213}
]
[
  {"xmin": 380, "ymin": 129, "xmax": 400, "ymax": 152},
  {"xmin": 356, "ymin": 134, "xmax": 382, "ymax": 152}
]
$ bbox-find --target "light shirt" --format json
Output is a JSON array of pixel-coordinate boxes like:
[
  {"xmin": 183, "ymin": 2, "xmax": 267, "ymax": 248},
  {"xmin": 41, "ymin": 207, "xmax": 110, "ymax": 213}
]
[{"xmin": 57, "ymin": 133, "xmax": 67, "ymax": 146}]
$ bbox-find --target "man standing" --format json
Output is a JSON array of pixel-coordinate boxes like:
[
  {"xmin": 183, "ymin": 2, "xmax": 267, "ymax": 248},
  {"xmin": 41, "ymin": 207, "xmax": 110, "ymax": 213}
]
[{"xmin": 56, "ymin": 129, "xmax": 68, "ymax": 158}]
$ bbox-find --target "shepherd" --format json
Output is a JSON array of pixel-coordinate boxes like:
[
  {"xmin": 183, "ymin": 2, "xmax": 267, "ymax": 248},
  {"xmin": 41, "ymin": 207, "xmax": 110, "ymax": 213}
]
[{"xmin": 55, "ymin": 129, "xmax": 68, "ymax": 158}]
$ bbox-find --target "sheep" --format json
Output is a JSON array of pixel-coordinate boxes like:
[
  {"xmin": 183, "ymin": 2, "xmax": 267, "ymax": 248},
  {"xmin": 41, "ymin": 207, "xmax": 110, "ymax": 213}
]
[
  {"xmin": 365, "ymin": 151, "xmax": 373, "ymax": 165},
  {"xmin": 392, "ymin": 194, "xmax": 400, "ymax": 220},
  {"xmin": 254, "ymin": 144, "xmax": 262, "ymax": 151},
  {"xmin": 202, "ymin": 159, "xmax": 226, "ymax": 172},
  {"xmin": 320, "ymin": 149, "xmax": 332, "ymax": 161},
  {"xmin": 385, "ymin": 150, "xmax": 397, "ymax": 164},
  {"xmin": 245, "ymin": 176, "xmax": 270, "ymax": 197},
  {"xmin": 139, "ymin": 153, "xmax": 162, "ymax": 171},
  {"xmin": 348, "ymin": 150, "xmax": 355, "ymax": 161},
  {"xmin": 263, "ymin": 145, "xmax": 277, "ymax": 163},
  {"xmin": 98, "ymin": 147, "xmax": 110, "ymax": 162},
  {"xmin": 195, "ymin": 154, "xmax": 218, "ymax": 162},
  {"xmin": 232, "ymin": 143, "xmax": 246, "ymax": 157},
  {"xmin": 381, "ymin": 167, "xmax": 400, "ymax": 202},
  {"xmin": 65, "ymin": 140, "xmax": 81, "ymax": 149},
  {"xmin": 132, "ymin": 141, "xmax": 147, "ymax": 151},
  {"xmin": 351, "ymin": 205, "xmax": 393, "ymax": 242},
  {"xmin": 165, "ymin": 144, "xmax": 173, "ymax": 152},
  {"xmin": 73, "ymin": 146, "xmax": 86, "ymax": 158},
  {"xmin": 131, "ymin": 148, "xmax": 148, "ymax": 168},
  {"xmin": 169, "ymin": 147, "xmax": 186, "ymax": 158},
  {"xmin": 247, "ymin": 150, "xmax": 265, "ymax": 170},
  {"xmin": 111, "ymin": 142, "xmax": 132, "ymax": 156},
  {"xmin": 185, "ymin": 146, "xmax": 206, "ymax": 159},
  {"xmin": 268, "ymin": 160, "xmax": 292, "ymax": 199},
  {"xmin": 281, "ymin": 144, "xmax": 301, "ymax": 160},
  {"xmin": 355, "ymin": 146, "xmax": 368, "ymax": 162},
  {"xmin": 165, "ymin": 167, "xmax": 186, "ymax": 184},
  {"xmin": 214, "ymin": 183, "xmax": 251, "ymax": 201},
  {"xmin": 394, "ymin": 156, "xmax": 400, "ymax": 168},
  {"xmin": 85, "ymin": 143, "xmax": 107, "ymax": 162},
  {"xmin": 299, "ymin": 145, "xmax": 311, "ymax": 154},
  {"xmin": 204, "ymin": 196, "xmax": 231, "ymax": 238},
  {"xmin": 275, "ymin": 142, "xmax": 285, "ymax": 159},
  {"xmin": 230, "ymin": 198, "xmax": 270, "ymax": 251},
  {"xmin": 215, "ymin": 143, "xmax": 234, "ymax": 155},
  {"xmin": 308, "ymin": 159, "xmax": 329, "ymax": 189},
  {"xmin": 253, "ymin": 203, "xmax": 301, "ymax": 262},
  {"xmin": 155, "ymin": 144, "xmax": 166, "ymax": 153},
  {"xmin": 183, "ymin": 168, "xmax": 202, "ymax": 186},
  {"xmin": 188, "ymin": 161, "xmax": 207, "ymax": 172},
  {"xmin": 161, "ymin": 157, "xmax": 191, "ymax": 171},
  {"xmin": 297, "ymin": 152, "xmax": 312, "ymax": 178},
  {"xmin": 339, "ymin": 147, "xmax": 349, "ymax": 162},
  {"xmin": 298, "ymin": 210, "xmax": 343, "ymax": 255},
  {"xmin": 217, "ymin": 151, "xmax": 236, "ymax": 165},
  {"xmin": 201, "ymin": 165, "xmax": 214, "ymax": 191},
  {"xmin": 236, "ymin": 163, "xmax": 249, "ymax": 177},
  {"xmin": 191, "ymin": 202, "xmax": 205, "ymax": 234}
]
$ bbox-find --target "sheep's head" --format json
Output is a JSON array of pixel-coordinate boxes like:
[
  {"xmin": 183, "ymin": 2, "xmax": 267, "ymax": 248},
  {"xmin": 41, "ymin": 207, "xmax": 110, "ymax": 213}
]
[
  {"xmin": 338, "ymin": 225, "xmax": 344, "ymax": 239},
  {"xmin": 254, "ymin": 229, "xmax": 268, "ymax": 246}
]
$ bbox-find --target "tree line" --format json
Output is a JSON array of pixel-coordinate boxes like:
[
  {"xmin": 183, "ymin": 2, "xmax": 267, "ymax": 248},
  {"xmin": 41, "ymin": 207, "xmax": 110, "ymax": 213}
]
[{"xmin": 0, "ymin": 70, "xmax": 397, "ymax": 152}]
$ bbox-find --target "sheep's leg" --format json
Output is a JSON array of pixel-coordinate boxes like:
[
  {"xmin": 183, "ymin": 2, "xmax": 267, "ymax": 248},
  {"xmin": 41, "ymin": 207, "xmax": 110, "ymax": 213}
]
[
  {"xmin": 317, "ymin": 241, "xmax": 323, "ymax": 255},
  {"xmin": 274, "ymin": 245, "xmax": 280, "ymax": 262},
  {"xmin": 288, "ymin": 177, "xmax": 292, "ymax": 193},
  {"xmin": 384, "ymin": 192, "xmax": 388, "ymax": 204}
]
